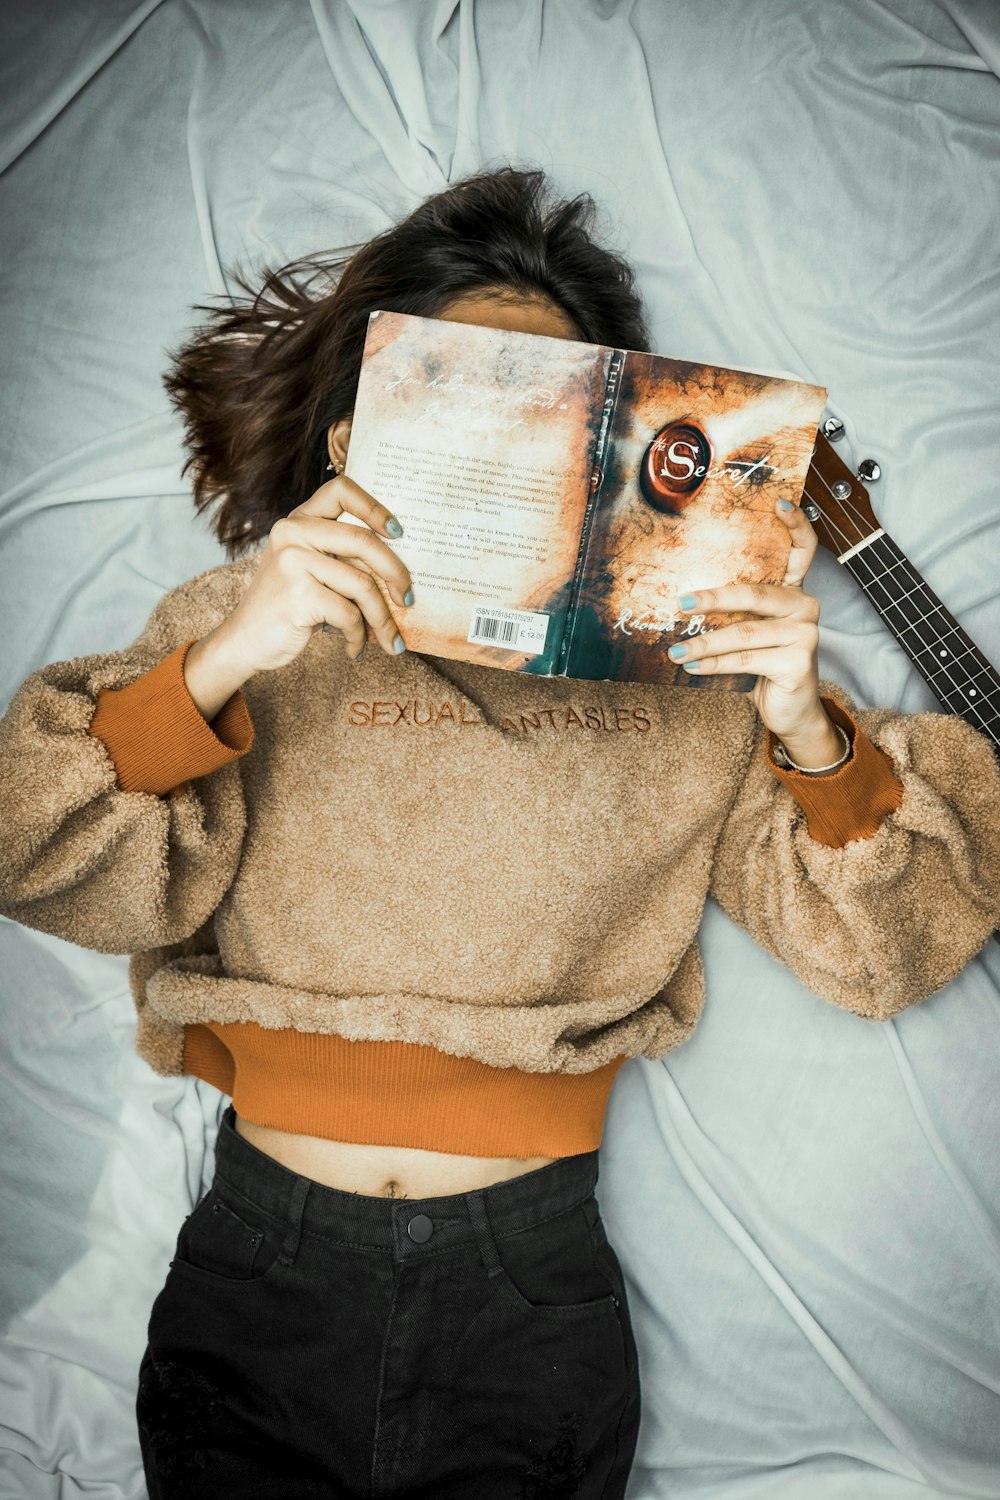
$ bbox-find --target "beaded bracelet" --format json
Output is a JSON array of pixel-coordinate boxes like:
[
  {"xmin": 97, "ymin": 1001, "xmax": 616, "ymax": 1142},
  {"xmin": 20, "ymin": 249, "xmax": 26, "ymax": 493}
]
[{"xmin": 772, "ymin": 723, "xmax": 851, "ymax": 775}]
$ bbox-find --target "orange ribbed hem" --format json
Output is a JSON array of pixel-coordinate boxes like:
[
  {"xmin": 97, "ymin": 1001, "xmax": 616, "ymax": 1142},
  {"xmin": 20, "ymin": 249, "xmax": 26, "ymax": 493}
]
[
  {"xmin": 87, "ymin": 641, "xmax": 254, "ymax": 797},
  {"xmin": 766, "ymin": 696, "xmax": 904, "ymax": 847},
  {"xmin": 182, "ymin": 1021, "xmax": 629, "ymax": 1159}
]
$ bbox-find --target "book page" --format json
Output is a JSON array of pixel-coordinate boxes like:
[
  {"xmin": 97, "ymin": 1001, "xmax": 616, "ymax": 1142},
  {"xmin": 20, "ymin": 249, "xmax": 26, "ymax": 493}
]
[
  {"xmin": 340, "ymin": 311, "xmax": 611, "ymax": 671},
  {"xmin": 563, "ymin": 353, "xmax": 828, "ymax": 687}
]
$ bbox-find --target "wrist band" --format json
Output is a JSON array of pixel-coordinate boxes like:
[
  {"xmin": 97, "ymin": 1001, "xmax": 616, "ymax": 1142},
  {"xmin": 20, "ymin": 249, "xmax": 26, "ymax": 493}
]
[{"xmin": 772, "ymin": 723, "xmax": 851, "ymax": 775}]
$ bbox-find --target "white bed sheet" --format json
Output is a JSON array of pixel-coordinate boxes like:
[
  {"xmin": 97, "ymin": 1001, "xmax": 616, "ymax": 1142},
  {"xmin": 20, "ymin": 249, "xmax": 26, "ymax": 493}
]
[{"xmin": 1, "ymin": 2, "xmax": 998, "ymax": 1496}]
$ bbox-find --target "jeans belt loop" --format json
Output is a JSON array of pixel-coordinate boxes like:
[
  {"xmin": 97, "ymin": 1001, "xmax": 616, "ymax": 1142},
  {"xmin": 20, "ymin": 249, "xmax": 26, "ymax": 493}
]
[
  {"xmin": 466, "ymin": 1190, "xmax": 504, "ymax": 1279},
  {"xmin": 278, "ymin": 1175, "xmax": 312, "ymax": 1267}
]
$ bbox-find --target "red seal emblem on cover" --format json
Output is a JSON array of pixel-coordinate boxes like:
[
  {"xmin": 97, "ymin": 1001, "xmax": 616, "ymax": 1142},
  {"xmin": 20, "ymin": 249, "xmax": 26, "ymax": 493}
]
[{"xmin": 640, "ymin": 421, "xmax": 712, "ymax": 513}]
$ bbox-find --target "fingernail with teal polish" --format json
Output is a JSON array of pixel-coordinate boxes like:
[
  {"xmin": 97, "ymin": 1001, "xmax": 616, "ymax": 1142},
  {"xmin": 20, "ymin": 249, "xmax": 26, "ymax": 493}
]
[
  {"xmin": 679, "ymin": 594, "xmax": 697, "ymax": 609},
  {"xmin": 778, "ymin": 498, "xmax": 794, "ymax": 511},
  {"xmin": 386, "ymin": 518, "xmax": 404, "ymax": 537},
  {"xmin": 668, "ymin": 643, "xmax": 687, "ymax": 660},
  {"xmin": 403, "ymin": 588, "xmax": 414, "ymax": 606},
  {"xmin": 683, "ymin": 660, "xmax": 702, "ymax": 671},
  {"xmin": 393, "ymin": 633, "xmax": 406, "ymax": 654}
]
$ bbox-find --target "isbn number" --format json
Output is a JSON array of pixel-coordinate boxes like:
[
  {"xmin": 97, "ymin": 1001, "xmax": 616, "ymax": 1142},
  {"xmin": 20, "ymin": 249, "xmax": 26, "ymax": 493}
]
[{"xmin": 467, "ymin": 605, "xmax": 549, "ymax": 653}]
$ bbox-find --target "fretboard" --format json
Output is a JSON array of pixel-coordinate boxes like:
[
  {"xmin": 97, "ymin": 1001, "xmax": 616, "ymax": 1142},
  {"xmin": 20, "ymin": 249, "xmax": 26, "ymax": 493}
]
[{"xmin": 841, "ymin": 531, "xmax": 1000, "ymax": 756}]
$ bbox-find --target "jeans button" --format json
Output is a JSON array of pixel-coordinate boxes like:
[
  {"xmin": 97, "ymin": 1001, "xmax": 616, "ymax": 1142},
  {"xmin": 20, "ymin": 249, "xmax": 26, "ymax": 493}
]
[{"xmin": 407, "ymin": 1214, "xmax": 434, "ymax": 1243}]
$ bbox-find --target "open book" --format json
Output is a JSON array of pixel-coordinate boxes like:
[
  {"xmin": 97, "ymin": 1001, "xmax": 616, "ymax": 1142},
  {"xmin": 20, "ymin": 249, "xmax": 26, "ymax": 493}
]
[{"xmin": 340, "ymin": 311, "xmax": 827, "ymax": 689}]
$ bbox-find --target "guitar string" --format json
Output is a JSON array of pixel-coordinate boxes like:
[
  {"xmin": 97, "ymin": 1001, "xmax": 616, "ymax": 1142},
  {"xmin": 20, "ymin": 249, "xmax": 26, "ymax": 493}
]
[
  {"xmin": 850, "ymin": 555, "xmax": 1000, "ymax": 741},
  {"xmin": 807, "ymin": 469, "xmax": 998, "ymax": 735},
  {"xmin": 843, "ymin": 543, "xmax": 992, "ymax": 696},
  {"xmin": 805, "ymin": 467, "xmax": 999, "ymax": 737},
  {"xmin": 805, "ymin": 465, "xmax": 991, "ymax": 686},
  {"xmin": 807, "ymin": 469, "xmax": 999, "ymax": 738},
  {"xmin": 811, "ymin": 476, "xmax": 999, "ymax": 707}
]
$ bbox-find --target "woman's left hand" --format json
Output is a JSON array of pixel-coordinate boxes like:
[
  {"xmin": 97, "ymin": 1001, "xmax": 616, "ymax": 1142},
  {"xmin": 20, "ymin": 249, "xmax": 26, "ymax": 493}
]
[{"xmin": 667, "ymin": 498, "xmax": 841, "ymax": 758}]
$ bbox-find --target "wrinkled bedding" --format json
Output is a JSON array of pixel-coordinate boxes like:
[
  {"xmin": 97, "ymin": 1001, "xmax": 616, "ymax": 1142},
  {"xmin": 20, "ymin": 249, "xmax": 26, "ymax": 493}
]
[{"xmin": 1, "ymin": 2, "xmax": 998, "ymax": 1496}]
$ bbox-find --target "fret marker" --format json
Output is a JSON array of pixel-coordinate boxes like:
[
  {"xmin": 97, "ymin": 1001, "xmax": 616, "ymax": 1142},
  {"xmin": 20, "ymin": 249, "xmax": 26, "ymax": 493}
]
[
  {"xmin": 969, "ymin": 689, "xmax": 977, "ymax": 697},
  {"xmin": 939, "ymin": 649, "xmax": 948, "ymax": 658}
]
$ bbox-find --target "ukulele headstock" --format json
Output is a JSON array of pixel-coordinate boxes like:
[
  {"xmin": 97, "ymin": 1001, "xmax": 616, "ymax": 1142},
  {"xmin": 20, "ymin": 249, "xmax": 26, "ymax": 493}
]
[{"xmin": 803, "ymin": 432, "xmax": 880, "ymax": 558}]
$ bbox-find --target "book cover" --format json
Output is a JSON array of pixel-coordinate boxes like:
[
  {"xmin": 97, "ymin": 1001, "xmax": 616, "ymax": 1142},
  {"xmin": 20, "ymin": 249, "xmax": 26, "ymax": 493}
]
[{"xmin": 340, "ymin": 311, "xmax": 827, "ymax": 689}]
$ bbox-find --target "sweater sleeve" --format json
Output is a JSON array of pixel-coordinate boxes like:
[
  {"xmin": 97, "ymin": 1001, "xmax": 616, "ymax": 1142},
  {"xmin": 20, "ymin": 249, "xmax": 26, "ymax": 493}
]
[
  {"xmin": 707, "ymin": 680, "xmax": 1000, "ymax": 1020},
  {"xmin": 0, "ymin": 577, "xmax": 254, "ymax": 955},
  {"xmin": 87, "ymin": 640, "xmax": 253, "ymax": 797},
  {"xmin": 763, "ymin": 695, "xmax": 904, "ymax": 846}
]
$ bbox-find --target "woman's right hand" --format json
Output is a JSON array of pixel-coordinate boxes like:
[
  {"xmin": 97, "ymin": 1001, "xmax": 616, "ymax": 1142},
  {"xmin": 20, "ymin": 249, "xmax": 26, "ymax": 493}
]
[{"xmin": 219, "ymin": 472, "xmax": 414, "ymax": 675}]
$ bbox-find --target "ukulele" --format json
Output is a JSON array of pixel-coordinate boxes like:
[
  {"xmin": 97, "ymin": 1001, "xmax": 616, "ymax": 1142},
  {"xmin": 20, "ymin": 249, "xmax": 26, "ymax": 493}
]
[{"xmin": 803, "ymin": 426, "xmax": 1000, "ymax": 946}]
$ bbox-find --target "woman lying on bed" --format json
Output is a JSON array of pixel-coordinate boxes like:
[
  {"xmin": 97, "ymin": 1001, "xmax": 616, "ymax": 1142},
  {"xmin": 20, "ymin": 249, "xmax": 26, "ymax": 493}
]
[{"xmin": 1, "ymin": 164, "xmax": 998, "ymax": 1499}]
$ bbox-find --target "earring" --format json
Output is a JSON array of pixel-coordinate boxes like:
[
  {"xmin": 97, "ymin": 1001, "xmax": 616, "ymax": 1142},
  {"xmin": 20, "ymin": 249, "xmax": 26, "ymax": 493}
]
[{"xmin": 326, "ymin": 459, "xmax": 343, "ymax": 475}]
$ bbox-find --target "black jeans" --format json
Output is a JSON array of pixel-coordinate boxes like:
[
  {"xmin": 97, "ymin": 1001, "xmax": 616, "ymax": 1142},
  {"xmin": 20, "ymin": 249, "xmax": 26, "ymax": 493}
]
[{"xmin": 137, "ymin": 1104, "xmax": 641, "ymax": 1498}]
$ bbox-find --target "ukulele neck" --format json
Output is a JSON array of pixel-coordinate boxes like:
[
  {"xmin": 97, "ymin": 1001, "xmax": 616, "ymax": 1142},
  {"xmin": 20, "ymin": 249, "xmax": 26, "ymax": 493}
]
[
  {"xmin": 832, "ymin": 524, "xmax": 1000, "ymax": 751},
  {"xmin": 803, "ymin": 431, "xmax": 1000, "ymax": 754}
]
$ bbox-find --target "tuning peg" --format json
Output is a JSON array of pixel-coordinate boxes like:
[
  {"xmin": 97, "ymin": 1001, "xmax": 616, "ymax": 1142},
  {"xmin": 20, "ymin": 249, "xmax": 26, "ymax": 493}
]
[
  {"xmin": 822, "ymin": 417, "xmax": 845, "ymax": 441},
  {"xmin": 857, "ymin": 459, "xmax": 881, "ymax": 482}
]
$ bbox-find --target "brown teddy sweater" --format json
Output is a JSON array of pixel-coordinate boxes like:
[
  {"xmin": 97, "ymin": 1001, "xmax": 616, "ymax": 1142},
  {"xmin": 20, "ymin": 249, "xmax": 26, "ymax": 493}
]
[{"xmin": 2, "ymin": 555, "xmax": 999, "ymax": 1158}]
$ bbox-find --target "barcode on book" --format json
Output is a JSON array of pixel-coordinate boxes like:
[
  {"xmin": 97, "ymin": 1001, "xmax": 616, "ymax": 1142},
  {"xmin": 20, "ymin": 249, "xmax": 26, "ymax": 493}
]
[{"xmin": 467, "ymin": 604, "xmax": 549, "ymax": 653}]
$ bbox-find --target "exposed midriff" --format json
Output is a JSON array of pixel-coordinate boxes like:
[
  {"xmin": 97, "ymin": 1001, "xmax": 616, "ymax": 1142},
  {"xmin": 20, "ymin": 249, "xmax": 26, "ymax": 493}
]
[
  {"xmin": 232, "ymin": 1117, "xmax": 561, "ymax": 1198},
  {"xmin": 184, "ymin": 1020, "xmax": 629, "ymax": 1199}
]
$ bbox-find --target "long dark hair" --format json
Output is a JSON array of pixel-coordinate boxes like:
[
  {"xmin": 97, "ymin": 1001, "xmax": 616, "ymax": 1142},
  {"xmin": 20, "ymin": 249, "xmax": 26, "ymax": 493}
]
[{"xmin": 163, "ymin": 164, "xmax": 652, "ymax": 560}]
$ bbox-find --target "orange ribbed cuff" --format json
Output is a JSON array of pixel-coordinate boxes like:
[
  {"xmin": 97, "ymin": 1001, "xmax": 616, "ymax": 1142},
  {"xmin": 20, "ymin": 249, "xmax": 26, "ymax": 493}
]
[
  {"xmin": 87, "ymin": 641, "xmax": 254, "ymax": 796},
  {"xmin": 183, "ymin": 1022, "xmax": 628, "ymax": 1160},
  {"xmin": 766, "ymin": 696, "xmax": 904, "ymax": 848}
]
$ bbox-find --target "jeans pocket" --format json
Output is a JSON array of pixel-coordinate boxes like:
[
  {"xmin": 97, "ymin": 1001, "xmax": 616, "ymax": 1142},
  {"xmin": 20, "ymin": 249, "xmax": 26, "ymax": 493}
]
[
  {"xmin": 582, "ymin": 1196, "xmax": 642, "ymax": 1383},
  {"xmin": 170, "ymin": 1181, "xmax": 285, "ymax": 1288},
  {"xmin": 583, "ymin": 1196, "xmax": 624, "ymax": 1288},
  {"xmin": 491, "ymin": 1201, "xmax": 619, "ymax": 1322}
]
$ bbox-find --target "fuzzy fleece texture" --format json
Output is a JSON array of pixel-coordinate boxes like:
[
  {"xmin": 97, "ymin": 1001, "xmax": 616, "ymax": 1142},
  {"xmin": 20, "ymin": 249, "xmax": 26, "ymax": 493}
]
[{"xmin": 1, "ymin": 556, "xmax": 999, "ymax": 1155}]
